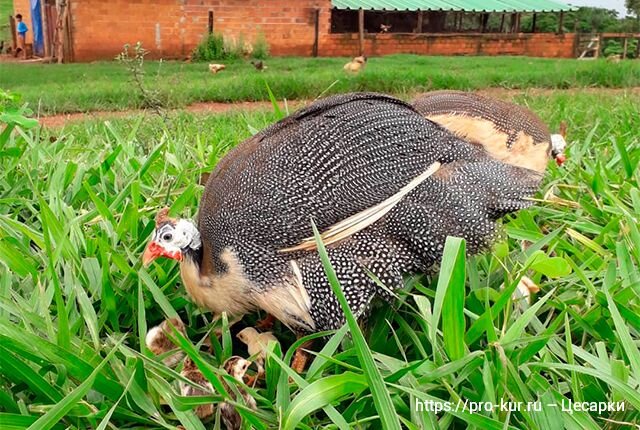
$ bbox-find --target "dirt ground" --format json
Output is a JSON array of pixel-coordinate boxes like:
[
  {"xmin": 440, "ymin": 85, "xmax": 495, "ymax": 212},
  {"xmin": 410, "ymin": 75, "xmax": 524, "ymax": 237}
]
[{"xmin": 37, "ymin": 87, "xmax": 640, "ymax": 128}]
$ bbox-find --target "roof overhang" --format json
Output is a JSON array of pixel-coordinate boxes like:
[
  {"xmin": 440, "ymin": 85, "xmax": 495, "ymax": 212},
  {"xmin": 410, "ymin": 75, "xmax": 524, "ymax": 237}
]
[{"xmin": 331, "ymin": 0, "xmax": 577, "ymax": 13}]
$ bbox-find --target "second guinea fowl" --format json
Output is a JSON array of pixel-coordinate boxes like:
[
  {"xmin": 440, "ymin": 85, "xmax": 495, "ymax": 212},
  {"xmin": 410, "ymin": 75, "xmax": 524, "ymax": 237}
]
[
  {"xmin": 142, "ymin": 92, "xmax": 541, "ymax": 365},
  {"xmin": 411, "ymin": 90, "xmax": 567, "ymax": 170}
]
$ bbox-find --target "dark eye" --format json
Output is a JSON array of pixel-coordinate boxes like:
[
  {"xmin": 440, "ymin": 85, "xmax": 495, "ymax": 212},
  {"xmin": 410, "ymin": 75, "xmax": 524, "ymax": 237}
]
[{"xmin": 162, "ymin": 232, "xmax": 173, "ymax": 241}]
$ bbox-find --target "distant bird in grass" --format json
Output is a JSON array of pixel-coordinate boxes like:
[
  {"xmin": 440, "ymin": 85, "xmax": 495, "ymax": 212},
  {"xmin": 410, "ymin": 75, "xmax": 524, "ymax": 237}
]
[
  {"xmin": 142, "ymin": 92, "xmax": 543, "ymax": 371},
  {"xmin": 179, "ymin": 357, "xmax": 215, "ymax": 420},
  {"xmin": 145, "ymin": 318, "xmax": 187, "ymax": 367},
  {"xmin": 251, "ymin": 60, "xmax": 267, "ymax": 71},
  {"xmin": 607, "ymin": 54, "xmax": 622, "ymax": 63},
  {"xmin": 343, "ymin": 55, "xmax": 367, "ymax": 73},
  {"xmin": 220, "ymin": 356, "xmax": 257, "ymax": 430},
  {"xmin": 209, "ymin": 63, "xmax": 226, "ymax": 74},
  {"xmin": 411, "ymin": 90, "xmax": 567, "ymax": 170}
]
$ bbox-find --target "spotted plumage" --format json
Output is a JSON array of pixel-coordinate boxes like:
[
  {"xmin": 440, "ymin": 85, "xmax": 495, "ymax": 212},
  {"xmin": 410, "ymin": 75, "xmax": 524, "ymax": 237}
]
[{"xmin": 144, "ymin": 92, "xmax": 542, "ymax": 335}]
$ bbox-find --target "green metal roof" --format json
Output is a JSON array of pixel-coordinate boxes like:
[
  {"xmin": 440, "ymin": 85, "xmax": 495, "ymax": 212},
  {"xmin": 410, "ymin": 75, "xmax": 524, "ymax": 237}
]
[{"xmin": 331, "ymin": 0, "xmax": 576, "ymax": 12}]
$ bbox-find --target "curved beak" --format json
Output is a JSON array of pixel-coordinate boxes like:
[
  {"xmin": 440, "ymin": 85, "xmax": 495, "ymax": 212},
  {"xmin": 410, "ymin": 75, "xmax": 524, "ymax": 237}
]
[
  {"xmin": 142, "ymin": 241, "xmax": 161, "ymax": 267},
  {"xmin": 142, "ymin": 239, "xmax": 184, "ymax": 267}
]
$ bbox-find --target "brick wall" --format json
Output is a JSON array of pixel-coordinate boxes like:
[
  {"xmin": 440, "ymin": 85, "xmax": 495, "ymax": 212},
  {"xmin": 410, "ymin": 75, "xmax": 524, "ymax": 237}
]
[
  {"xmin": 16, "ymin": 0, "xmax": 576, "ymax": 61},
  {"xmin": 69, "ymin": 0, "xmax": 331, "ymax": 61},
  {"xmin": 320, "ymin": 32, "xmax": 577, "ymax": 58}
]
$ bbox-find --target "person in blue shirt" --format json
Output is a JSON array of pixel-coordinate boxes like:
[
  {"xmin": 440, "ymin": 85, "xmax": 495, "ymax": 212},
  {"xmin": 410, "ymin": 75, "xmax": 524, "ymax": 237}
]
[{"xmin": 15, "ymin": 14, "xmax": 28, "ymax": 59}]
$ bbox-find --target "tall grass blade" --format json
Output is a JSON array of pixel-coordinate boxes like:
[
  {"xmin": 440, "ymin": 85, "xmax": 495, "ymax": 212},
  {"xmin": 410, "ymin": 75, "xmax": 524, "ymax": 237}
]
[{"xmin": 311, "ymin": 221, "xmax": 402, "ymax": 430}]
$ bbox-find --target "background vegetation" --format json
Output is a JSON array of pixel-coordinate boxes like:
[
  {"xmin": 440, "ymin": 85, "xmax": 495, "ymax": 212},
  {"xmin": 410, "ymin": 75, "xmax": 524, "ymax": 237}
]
[
  {"xmin": 0, "ymin": 60, "xmax": 639, "ymax": 429},
  {"xmin": 1, "ymin": 55, "xmax": 640, "ymax": 115}
]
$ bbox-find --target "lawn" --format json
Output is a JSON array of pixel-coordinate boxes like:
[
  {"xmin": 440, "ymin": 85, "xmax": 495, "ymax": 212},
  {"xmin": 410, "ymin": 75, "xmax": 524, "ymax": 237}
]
[
  {"xmin": 0, "ymin": 0, "xmax": 13, "ymax": 43},
  {"xmin": 0, "ymin": 82, "xmax": 639, "ymax": 429},
  {"xmin": 2, "ymin": 54, "xmax": 640, "ymax": 114}
]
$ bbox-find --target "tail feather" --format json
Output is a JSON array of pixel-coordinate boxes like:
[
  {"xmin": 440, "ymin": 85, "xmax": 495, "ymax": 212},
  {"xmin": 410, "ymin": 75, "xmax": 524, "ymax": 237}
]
[{"xmin": 385, "ymin": 160, "xmax": 540, "ymax": 265}]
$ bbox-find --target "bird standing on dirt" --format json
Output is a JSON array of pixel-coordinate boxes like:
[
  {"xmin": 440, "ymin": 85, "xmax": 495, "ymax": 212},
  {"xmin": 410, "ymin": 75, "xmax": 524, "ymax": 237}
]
[{"xmin": 143, "ymin": 92, "xmax": 542, "ymax": 370}]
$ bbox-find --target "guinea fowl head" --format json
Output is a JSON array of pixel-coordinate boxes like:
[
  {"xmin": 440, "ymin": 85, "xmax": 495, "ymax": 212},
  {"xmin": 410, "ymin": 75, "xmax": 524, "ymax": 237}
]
[
  {"xmin": 550, "ymin": 121, "xmax": 568, "ymax": 166},
  {"xmin": 142, "ymin": 208, "xmax": 201, "ymax": 267}
]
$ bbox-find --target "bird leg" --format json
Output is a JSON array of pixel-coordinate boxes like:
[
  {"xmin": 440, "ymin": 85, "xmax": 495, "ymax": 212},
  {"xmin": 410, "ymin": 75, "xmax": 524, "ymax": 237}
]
[
  {"xmin": 255, "ymin": 314, "xmax": 276, "ymax": 330},
  {"xmin": 291, "ymin": 339, "xmax": 314, "ymax": 373},
  {"xmin": 242, "ymin": 361, "xmax": 264, "ymax": 387}
]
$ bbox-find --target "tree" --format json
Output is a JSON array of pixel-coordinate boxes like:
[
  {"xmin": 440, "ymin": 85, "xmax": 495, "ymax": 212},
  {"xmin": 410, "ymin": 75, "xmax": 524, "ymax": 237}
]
[{"xmin": 626, "ymin": 0, "xmax": 640, "ymax": 30}]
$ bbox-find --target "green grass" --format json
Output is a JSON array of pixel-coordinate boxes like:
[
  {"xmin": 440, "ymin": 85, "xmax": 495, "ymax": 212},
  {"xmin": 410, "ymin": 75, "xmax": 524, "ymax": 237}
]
[
  {"xmin": 2, "ymin": 55, "xmax": 640, "ymax": 114},
  {"xmin": 0, "ymin": 0, "xmax": 13, "ymax": 43},
  {"xmin": 0, "ymin": 89, "xmax": 639, "ymax": 429}
]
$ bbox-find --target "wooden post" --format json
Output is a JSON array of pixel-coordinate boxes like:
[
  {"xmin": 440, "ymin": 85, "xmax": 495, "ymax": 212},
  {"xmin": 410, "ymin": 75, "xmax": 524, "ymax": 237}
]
[
  {"xmin": 532, "ymin": 13, "xmax": 537, "ymax": 33},
  {"xmin": 41, "ymin": 0, "xmax": 50, "ymax": 58},
  {"xmin": 623, "ymin": 36, "xmax": 628, "ymax": 59},
  {"xmin": 515, "ymin": 13, "xmax": 521, "ymax": 32},
  {"xmin": 500, "ymin": 13, "xmax": 505, "ymax": 32},
  {"xmin": 509, "ymin": 13, "xmax": 516, "ymax": 33},
  {"xmin": 208, "ymin": 10, "xmax": 213, "ymax": 34},
  {"xmin": 53, "ymin": 0, "xmax": 69, "ymax": 63},
  {"xmin": 9, "ymin": 15, "xmax": 17, "ymax": 52},
  {"xmin": 312, "ymin": 8, "xmax": 319, "ymax": 57},
  {"xmin": 416, "ymin": 10, "xmax": 423, "ymax": 33},
  {"xmin": 481, "ymin": 13, "xmax": 489, "ymax": 33},
  {"xmin": 358, "ymin": 8, "xmax": 364, "ymax": 56},
  {"xmin": 64, "ymin": 1, "xmax": 74, "ymax": 62},
  {"xmin": 457, "ymin": 12, "xmax": 463, "ymax": 31},
  {"xmin": 557, "ymin": 11, "xmax": 564, "ymax": 34}
]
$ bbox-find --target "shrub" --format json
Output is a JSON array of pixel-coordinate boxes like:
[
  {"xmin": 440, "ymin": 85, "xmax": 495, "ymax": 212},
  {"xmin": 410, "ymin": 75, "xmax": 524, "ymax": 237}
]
[
  {"xmin": 604, "ymin": 38, "xmax": 638, "ymax": 59},
  {"xmin": 191, "ymin": 32, "xmax": 253, "ymax": 61},
  {"xmin": 191, "ymin": 32, "xmax": 226, "ymax": 61},
  {"xmin": 223, "ymin": 34, "xmax": 244, "ymax": 60},
  {"xmin": 252, "ymin": 32, "xmax": 270, "ymax": 60}
]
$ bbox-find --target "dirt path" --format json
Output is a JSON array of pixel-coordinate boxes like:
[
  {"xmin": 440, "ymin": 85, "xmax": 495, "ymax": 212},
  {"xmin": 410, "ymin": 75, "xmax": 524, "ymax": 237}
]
[
  {"xmin": 38, "ymin": 100, "xmax": 306, "ymax": 128},
  {"xmin": 38, "ymin": 87, "xmax": 640, "ymax": 128}
]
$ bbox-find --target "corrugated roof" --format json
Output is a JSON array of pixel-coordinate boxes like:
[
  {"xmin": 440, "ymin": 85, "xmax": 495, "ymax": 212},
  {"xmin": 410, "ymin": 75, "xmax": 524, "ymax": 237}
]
[{"xmin": 331, "ymin": 0, "xmax": 576, "ymax": 12}]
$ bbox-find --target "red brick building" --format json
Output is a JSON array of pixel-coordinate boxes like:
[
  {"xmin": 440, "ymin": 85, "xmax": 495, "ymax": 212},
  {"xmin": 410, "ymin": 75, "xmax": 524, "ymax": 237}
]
[{"xmin": 13, "ymin": 0, "xmax": 577, "ymax": 62}]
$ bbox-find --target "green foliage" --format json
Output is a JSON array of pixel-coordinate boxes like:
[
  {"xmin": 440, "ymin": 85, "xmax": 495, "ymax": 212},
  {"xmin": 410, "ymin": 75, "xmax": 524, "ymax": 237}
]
[
  {"xmin": 626, "ymin": 0, "xmax": 640, "ymax": 19},
  {"xmin": 252, "ymin": 32, "xmax": 270, "ymax": 60},
  {"xmin": 604, "ymin": 38, "xmax": 639, "ymax": 58},
  {"xmin": 115, "ymin": 43, "xmax": 167, "ymax": 113},
  {"xmin": 191, "ymin": 32, "xmax": 246, "ymax": 62},
  {"xmin": 0, "ymin": 89, "xmax": 38, "ymax": 147},
  {"xmin": 0, "ymin": 77, "xmax": 639, "ymax": 429},
  {"xmin": 519, "ymin": 6, "xmax": 639, "ymax": 33},
  {"xmin": 192, "ymin": 32, "xmax": 226, "ymax": 62}
]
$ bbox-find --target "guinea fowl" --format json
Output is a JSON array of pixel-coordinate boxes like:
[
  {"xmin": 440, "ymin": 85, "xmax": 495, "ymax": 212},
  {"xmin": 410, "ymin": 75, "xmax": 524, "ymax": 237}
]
[
  {"xmin": 142, "ymin": 92, "xmax": 542, "ymax": 370},
  {"xmin": 411, "ymin": 90, "xmax": 567, "ymax": 171}
]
